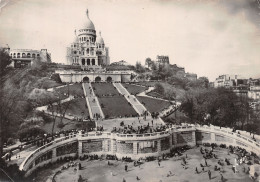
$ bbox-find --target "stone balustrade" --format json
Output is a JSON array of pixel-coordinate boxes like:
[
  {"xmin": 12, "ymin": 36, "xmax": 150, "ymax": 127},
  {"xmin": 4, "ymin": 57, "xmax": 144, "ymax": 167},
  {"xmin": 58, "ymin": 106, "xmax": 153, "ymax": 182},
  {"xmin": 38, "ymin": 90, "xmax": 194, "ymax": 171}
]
[{"xmin": 18, "ymin": 124, "xmax": 260, "ymax": 177}]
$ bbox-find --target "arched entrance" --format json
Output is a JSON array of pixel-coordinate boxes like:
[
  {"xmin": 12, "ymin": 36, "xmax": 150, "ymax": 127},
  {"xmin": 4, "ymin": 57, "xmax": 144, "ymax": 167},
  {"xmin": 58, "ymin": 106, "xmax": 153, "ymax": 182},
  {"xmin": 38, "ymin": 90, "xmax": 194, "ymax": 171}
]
[
  {"xmin": 95, "ymin": 76, "xmax": 101, "ymax": 82},
  {"xmin": 107, "ymin": 76, "xmax": 112, "ymax": 82},
  {"xmin": 83, "ymin": 76, "xmax": 89, "ymax": 82},
  {"xmin": 82, "ymin": 59, "xmax": 85, "ymax": 65}
]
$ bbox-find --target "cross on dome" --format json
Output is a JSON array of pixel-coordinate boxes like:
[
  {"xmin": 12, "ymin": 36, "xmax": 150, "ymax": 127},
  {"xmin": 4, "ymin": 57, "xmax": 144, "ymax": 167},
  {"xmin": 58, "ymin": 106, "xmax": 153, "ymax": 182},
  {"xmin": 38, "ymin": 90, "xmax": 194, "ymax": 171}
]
[{"xmin": 86, "ymin": 9, "xmax": 89, "ymax": 17}]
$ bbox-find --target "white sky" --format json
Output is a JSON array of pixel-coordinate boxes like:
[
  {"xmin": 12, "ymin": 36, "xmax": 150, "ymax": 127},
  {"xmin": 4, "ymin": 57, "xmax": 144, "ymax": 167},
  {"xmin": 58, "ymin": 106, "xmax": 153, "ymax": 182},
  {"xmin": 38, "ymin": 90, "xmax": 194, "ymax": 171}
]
[{"xmin": 0, "ymin": 0, "xmax": 260, "ymax": 81}]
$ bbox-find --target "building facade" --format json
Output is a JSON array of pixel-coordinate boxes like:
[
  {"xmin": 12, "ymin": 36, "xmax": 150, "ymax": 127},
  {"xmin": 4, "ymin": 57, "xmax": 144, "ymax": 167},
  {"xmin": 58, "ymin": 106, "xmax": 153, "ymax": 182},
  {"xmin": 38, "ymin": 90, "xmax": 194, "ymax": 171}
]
[
  {"xmin": 9, "ymin": 49, "xmax": 51, "ymax": 68},
  {"xmin": 214, "ymin": 74, "xmax": 247, "ymax": 88},
  {"xmin": 156, "ymin": 55, "xmax": 169, "ymax": 65},
  {"xmin": 66, "ymin": 10, "xmax": 110, "ymax": 69}
]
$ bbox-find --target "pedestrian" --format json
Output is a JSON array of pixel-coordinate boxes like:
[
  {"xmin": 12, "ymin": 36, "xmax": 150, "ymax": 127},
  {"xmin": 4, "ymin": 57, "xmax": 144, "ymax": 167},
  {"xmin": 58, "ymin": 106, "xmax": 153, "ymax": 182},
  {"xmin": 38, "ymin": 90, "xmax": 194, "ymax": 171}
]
[
  {"xmin": 136, "ymin": 176, "xmax": 140, "ymax": 180},
  {"xmin": 205, "ymin": 159, "xmax": 208, "ymax": 166},
  {"xmin": 195, "ymin": 167, "xmax": 199, "ymax": 174},
  {"xmin": 158, "ymin": 161, "xmax": 160, "ymax": 167},
  {"xmin": 208, "ymin": 170, "xmax": 211, "ymax": 180},
  {"xmin": 123, "ymin": 178, "xmax": 126, "ymax": 182},
  {"xmin": 220, "ymin": 174, "xmax": 224, "ymax": 182},
  {"xmin": 125, "ymin": 164, "xmax": 128, "ymax": 172}
]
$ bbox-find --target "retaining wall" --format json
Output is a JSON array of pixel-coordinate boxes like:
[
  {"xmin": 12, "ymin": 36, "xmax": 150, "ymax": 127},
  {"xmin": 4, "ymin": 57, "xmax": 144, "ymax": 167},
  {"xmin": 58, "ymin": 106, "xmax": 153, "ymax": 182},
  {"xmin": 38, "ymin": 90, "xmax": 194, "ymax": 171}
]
[{"xmin": 19, "ymin": 125, "xmax": 260, "ymax": 177}]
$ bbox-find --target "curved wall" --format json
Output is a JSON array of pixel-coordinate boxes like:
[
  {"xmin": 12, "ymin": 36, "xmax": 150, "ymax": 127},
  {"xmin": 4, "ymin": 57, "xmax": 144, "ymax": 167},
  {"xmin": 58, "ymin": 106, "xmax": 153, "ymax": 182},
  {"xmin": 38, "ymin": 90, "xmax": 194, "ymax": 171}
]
[{"xmin": 19, "ymin": 125, "xmax": 260, "ymax": 177}]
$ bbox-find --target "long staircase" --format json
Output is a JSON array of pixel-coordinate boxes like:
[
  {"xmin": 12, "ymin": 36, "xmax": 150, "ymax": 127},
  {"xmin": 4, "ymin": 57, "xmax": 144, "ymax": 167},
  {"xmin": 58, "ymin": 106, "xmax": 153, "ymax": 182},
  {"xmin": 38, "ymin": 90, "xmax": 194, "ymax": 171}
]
[
  {"xmin": 113, "ymin": 82, "xmax": 148, "ymax": 115},
  {"xmin": 82, "ymin": 83, "xmax": 104, "ymax": 120}
]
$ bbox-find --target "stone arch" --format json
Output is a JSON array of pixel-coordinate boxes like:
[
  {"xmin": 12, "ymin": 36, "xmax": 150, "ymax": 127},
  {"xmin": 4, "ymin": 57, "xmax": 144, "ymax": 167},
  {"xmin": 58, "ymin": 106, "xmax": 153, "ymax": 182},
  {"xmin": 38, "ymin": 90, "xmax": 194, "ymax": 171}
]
[
  {"xmin": 87, "ymin": 59, "xmax": 90, "ymax": 65},
  {"xmin": 37, "ymin": 54, "xmax": 40, "ymax": 57},
  {"xmin": 83, "ymin": 76, "xmax": 89, "ymax": 82},
  {"xmin": 92, "ymin": 59, "xmax": 95, "ymax": 65},
  {"xmin": 107, "ymin": 76, "xmax": 112, "ymax": 82},
  {"xmin": 82, "ymin": 59, "xmax": 85, "ymax": 65},
  {"xmin": 13, "ymin": 53, "xmax": 16, "ymax": 58},
  {"xmin": 17, "ymin": 53, "xmax": 20, "ymax": 58},
  {"xmin": 27, "ymin": 53, "xmax": 31, "ymax": 58},
  {"xmin": 22, "ymin": 53, "xmax": 26, "ymax": 58},
  {"xmin": 95, "ymin": 76, "xmax": 101, "ymax": 82},
  {"xmin": 32, "ymin": 53, "xmax": 36, "ymax": 58}
]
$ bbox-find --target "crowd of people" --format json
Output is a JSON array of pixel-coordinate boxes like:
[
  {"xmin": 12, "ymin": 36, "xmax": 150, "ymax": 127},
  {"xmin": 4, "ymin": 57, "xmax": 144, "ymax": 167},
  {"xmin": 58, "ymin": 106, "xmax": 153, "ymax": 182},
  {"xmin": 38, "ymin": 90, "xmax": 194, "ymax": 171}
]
[{"xmin": 111, "ymin": 122, "xmax": 171, "ymax": 135}]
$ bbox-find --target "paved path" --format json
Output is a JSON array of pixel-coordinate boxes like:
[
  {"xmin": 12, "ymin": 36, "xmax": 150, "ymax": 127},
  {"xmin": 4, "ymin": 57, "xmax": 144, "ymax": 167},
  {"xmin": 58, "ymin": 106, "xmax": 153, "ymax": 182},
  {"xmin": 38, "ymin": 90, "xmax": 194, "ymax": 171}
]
[
  {"xmin": 82, "ymin": 83, "xmax": 104, "ymax": 119},
  {"xmin": 35, "ymin": 96, "xmax": 75, "ymax": 120}
]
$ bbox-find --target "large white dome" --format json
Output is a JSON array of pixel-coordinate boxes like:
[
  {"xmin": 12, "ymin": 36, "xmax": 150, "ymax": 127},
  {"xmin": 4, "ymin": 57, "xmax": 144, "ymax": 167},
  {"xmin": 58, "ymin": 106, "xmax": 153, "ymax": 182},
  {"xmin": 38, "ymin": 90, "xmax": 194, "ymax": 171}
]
[{"xmin": 84, "ymin": 9, "xmax": 95, "ymax": 30}]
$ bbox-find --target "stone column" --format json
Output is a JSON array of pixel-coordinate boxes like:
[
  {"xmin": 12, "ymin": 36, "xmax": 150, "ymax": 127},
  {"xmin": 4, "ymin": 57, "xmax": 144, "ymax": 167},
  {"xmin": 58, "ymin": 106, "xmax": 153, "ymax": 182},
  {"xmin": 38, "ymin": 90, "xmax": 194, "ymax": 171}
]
[
  {"xmin": 103, "ymin": 140, "xmax": 108, "ymax": 152},
  {"xmin": 211, "ymin": 132, "xmax": 216, "ymax": 143},
  {"xmin": 172, "ymin": 132, "xmax": 178, "ymax": 146},
  {"xmin": 191, "ymin": 131, "xmax": 196, "ymax": 146},
  {"xmin": 78, "ymin": 140, "xmax": 83, "ymax": 157},
  {"xmin": 169, "ymin": 134, "xmax": 173, "ymax": 149},
  {"xmin": 157, "ymin": 140, "xmax": 161, "ymax": 154},
  {"xmin": 133, "ymin": 142, "xmax": 138, "ymax": 155},
  {"xmin": 52, "ymin": 145, "xmax": 56, "ymax": 159},
  {"xmin": 111, "ymin": 139, "xmax": 117, "ymax": 154}
]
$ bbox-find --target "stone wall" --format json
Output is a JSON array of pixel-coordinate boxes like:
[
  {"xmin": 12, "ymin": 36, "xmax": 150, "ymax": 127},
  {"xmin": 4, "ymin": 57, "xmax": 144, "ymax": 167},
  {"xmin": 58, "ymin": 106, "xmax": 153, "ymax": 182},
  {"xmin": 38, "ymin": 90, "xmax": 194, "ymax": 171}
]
[
  {"xmin": 196, "ymin": 132, "xmax": 211, "ymax": 141},
  {"xmin": 21, "ymin": 125, "xmax": 260, "ymax": 177},
  {"xmin": 137, "ymin": 141, "xmax": 158, "ymax": 153},
  {"xmin": 59, "ymin": 72, "xmax": 127, "ymax": 83},
  {"xmin": 82, "ymin": 140, "xmax": 102, "ymax": 153},
  {"xmin": 56, "ymin": 142, "xmax": 78, "ymax": 157},
  {"xmin": 177, "ymin": 132, "xmax": 193, "ymax": 144},
  {"xmin": 116, "ymin": 141, "xmax": 133, "ymax": 154},
  {"xmin": 215, "ymin": 134, "xmax": 233, "ymax": 143},
  {"xmin": 161, "ymin": 137, "xmax": 170, "ymax": 151}
]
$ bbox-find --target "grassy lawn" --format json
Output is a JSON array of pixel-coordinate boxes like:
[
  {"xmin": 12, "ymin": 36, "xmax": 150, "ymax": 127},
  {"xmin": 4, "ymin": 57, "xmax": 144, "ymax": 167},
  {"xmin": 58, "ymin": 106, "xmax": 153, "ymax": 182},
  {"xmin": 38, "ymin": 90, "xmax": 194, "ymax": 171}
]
[
  {"xmin": 41, "ymin": 78, "xmax": 63, "ymax": 89},
  {"xmin": 92, "ymin": 83, "xmax": 119, "ymax": 96},
  {"xmin": 136, "ymin": 96, "xmax": 172, "ymax": 113},
  {"xmin": 122, "ymin": 83, "xmax": 148, "ymax": 95},
  {"xmin": 92, "ymin": 83, "xmax": 138, "ymax": 118},
  {"xmin": 48, "ymin": 98, "xmax": 90, "ymax": 118},
  {"xmin": 99, "ymin": 97, "xmax": 138, "ymax": 119},
  {"xmin": 55, "ymin": 83, "xmax": 84, "ymax": 97}
]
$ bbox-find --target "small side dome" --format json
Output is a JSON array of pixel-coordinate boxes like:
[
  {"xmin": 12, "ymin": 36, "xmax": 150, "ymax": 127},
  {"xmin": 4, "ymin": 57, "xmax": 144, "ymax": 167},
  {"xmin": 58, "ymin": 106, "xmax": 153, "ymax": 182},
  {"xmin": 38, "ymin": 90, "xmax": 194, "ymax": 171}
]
[{"xmin": 96, "ymin": 31, "xmax": 104, "ymax": 44}]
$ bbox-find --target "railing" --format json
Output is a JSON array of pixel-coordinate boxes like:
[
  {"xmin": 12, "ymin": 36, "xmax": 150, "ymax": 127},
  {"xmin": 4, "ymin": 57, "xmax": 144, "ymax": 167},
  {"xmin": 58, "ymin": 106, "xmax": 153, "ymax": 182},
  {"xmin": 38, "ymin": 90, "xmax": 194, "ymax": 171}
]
[
  {"xmin": 195, "ymin": 125, "xmax": 260, "ymax": 150},
  {"xmin": 19, "ymin": 124, "xmax": 260, "ymax": 174},
  {"xmin": 19, "ymin": 134, "xmax": 77, "ymax": 171}
]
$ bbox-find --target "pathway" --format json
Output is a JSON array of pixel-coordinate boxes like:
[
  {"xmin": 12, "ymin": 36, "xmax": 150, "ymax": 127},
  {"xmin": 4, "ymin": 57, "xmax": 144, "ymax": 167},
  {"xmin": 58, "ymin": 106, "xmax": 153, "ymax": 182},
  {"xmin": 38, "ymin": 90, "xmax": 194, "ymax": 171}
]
[
  {"xmin": 35, "ymin": 95, "xmax": 75, "ymax": 120},
  {"xmin": 82, "ymin": 83, "xmax": 104, "ymax": 120}
]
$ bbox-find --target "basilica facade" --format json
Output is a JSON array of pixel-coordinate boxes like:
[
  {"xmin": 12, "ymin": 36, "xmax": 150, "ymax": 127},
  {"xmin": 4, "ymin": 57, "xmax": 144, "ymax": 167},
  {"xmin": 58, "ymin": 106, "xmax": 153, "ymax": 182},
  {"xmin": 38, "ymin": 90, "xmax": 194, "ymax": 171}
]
[{"xmin": 66, "ymin": 10, "xmax": 110, "ymax": 68}]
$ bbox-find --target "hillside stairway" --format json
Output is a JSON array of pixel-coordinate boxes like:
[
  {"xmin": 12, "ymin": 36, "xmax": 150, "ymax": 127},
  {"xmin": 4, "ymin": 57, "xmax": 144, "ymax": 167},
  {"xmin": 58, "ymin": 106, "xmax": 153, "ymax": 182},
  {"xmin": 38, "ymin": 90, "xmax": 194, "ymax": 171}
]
[{"xmin": 82, "ymin": 83, "xmax": 104, "ymax": 120}]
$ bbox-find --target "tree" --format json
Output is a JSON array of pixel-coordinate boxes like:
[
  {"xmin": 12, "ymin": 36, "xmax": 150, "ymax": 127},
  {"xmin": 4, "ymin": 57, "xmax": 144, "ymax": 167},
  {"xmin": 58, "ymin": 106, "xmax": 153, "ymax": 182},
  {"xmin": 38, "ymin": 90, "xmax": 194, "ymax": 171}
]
[
  {"xmin": 0, "ymin": 48, "xmax": 12, "ymax": 75},
  {"xmin": 135, "ymin": 61, "xmax": 145, "ymax": 73},
  {"xmin": 18, "ymin": 117, "xmax": 45, "ymax": 139},
  {"xmin": 154, "ymin": 83, "xmax": 164, "ymax": 95}
]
